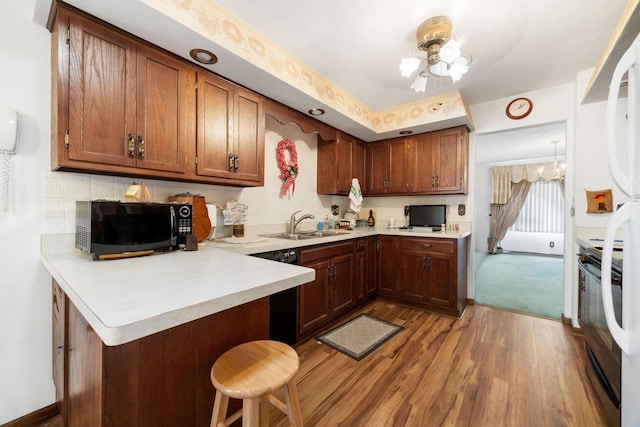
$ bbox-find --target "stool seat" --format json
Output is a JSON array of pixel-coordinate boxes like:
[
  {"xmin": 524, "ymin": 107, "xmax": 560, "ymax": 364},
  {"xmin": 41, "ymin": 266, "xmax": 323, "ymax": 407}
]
[
  {"xmin": 211, "ymin": 340, "xmax": 299, "ymax": 399},
  {"xmin": 210, "ymin": 340, "xmax": 303, "ymax": 427}
]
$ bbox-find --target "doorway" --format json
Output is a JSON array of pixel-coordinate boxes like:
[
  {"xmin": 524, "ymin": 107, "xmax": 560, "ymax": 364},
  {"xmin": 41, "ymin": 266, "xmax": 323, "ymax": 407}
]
[{"xmin": 473, "ymin": 123, "xmax": 567, "ymax": 319}]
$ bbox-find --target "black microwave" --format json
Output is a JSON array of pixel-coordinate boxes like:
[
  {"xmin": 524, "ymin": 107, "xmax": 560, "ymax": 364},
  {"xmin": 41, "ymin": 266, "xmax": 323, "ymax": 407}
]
[{"xmin": 75, "ymin": 200, "xmax": 192, "ymax": 259}]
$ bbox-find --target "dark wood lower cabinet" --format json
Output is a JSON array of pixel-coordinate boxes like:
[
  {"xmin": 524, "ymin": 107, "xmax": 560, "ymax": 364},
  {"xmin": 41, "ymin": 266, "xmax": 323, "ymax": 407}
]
[
  {"xmin": 298, "ymin": 241, "xmax": 358, "ymax": 341},
  {"xmin": 53, "ymin": 279, "xmax": 268, "ymax": 427},
  {"xmin": 376, "ymin": 236, "xmax": 401, "ymax": 297},
  {"xmin": 378, "ymin": 236, "xmax": 468, "ymax": 317}
]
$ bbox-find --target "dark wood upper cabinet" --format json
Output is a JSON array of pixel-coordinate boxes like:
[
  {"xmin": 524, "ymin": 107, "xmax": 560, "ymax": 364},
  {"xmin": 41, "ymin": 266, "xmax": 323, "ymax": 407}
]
[
  {"xmin": 365, "ymin": 126, "xmax": 468, "ymax": 196},
  {"xmin": 52, "ymin": 6, "xmax": 263, "ymax": 187},
  {"xmin": 60, "ymin": 9, "xmax": 193, "ymax": 176},
  {"xmin": 196, "ymin": 73, "xmax": 264, "ymax": 185},
  {"xmin": 317, "ymin": 131, "xmax": 366, "ymax": 195},
  {"xmin": 412, "ymin": 127, "xmax": 468, "ymax": 194}
]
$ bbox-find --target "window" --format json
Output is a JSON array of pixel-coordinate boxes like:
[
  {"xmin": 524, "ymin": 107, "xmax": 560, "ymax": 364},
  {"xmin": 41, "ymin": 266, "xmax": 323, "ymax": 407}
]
[{"xmin": 510, "ymin": 180, "xmax": 564, "ymax": 233}]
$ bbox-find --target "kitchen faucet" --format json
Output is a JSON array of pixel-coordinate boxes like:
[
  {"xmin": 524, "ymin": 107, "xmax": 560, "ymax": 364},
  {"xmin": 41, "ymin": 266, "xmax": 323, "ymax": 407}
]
[{"xmin": 289, "ymin": 210, "xmax": 315, "ymax": 234}]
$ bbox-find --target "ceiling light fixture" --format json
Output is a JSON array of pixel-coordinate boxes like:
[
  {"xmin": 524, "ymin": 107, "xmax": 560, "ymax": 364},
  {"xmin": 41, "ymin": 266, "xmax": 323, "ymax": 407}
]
[
  {"xmin": 308, "ymin": 108, "xmax": 325, "ymax": 116},
  {"xmin": 538, "ymin": 140, "xmax": 565, "ymax": 181},
  {"xmin": 190, "ymin": 49, "xmax": 218, "ymax": 65},
  {"xmin": 399, "ymin": 16, "xmax": 472, "ymax": 93}
]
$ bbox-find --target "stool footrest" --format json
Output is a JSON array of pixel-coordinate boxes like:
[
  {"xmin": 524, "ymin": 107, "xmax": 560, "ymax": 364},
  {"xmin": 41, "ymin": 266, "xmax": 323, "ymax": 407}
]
[
  {"xmin": 264, "ymin": 394, "xmax": 287, "ymax": 413},
  {"xmin": 224, "ymin": 408, "xmax": 243, "ymax": 426}
]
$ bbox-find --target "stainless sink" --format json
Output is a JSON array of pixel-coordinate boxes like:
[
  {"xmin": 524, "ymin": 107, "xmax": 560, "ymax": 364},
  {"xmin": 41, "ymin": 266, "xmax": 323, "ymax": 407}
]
[
  {"xmin": 260, "ymin": 230, "xmax": 353, "ymax": 240},
  {"xmin": 260, "ymin": 232, "xmax": 321, "ymax": 240}
]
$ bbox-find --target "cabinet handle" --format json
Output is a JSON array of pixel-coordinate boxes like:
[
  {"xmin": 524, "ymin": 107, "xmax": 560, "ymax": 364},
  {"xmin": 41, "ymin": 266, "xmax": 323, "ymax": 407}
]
[
  {"xmin": 328, "ymin": 266, "xmax": 333, "ymax": 280},
  {"xmin": 228, "ymin": 154, "xmax": 235, "ymax": 172},
  {"xmin": 431, "ymin": 176, "xmax": 435, "ymax": 187},
  {"xmin": 426, "ymin": 257, "xmax": 431, "ymax": 271},
  {"xmin": 332, "ymin": 265, "xmax": 337, "ymax": 280},
  {"xmin": 137, "ymin": 135, "xmax": 145, "ymax": 160},
  {"xmin": 422, "ymin": 243, "xmax": 432, "ymax": 248},
  {"xmin": 423, "ymin": 256, "xmax": 427, "ymax": 270},
  {"xmin": 128, "ymin": 134, "xmax": 135, "ymax": 158},
  {"xmin": 435, "ymin": 175, "xmax": 439, "ymax": 187},
  {"xmin": 234, "ymin": 154, "xmax": 240, "ymax": 172}
]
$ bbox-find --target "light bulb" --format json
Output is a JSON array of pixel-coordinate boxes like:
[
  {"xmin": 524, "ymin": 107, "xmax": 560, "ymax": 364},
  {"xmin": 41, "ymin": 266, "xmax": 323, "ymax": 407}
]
[
  {"xmin": 439, "ymin": 40, "xmax": 461, "ymax": 63},
  {"xmin": 399, "ymin": 57, "xmax": 421, "ymax": 78},
  {"xmin": 410, "ymin": 73, "xmax": 428, "ymax": 92}
]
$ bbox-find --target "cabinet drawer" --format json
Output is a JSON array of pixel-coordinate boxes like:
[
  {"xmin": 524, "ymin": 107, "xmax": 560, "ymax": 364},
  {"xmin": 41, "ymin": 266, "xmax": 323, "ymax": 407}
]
[
  {"xmin": 300, "ymin": 241, "xmax": 355, "ymax": 264},
  {"xmin": 402, "ymin": 238, "xmax": 455, "ymax": 253}
]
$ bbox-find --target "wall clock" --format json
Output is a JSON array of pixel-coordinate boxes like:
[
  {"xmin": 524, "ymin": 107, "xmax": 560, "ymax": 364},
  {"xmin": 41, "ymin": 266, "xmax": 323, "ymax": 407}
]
[{"xmin": 506, "ymin": 97, "xmax": 533, "ymax": 120}]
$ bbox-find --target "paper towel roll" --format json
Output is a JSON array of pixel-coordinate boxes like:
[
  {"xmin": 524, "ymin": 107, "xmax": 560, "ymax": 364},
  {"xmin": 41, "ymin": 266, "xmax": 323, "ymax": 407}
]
[{"xmin": 206, "ymin": 204, "xmax": 225, "ymax": 240}]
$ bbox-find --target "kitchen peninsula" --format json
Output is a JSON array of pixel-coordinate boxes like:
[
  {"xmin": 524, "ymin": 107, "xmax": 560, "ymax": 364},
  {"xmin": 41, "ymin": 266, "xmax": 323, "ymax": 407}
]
[
  {"xmin": 40, "ymin": 234, "xmax": 315, "ymax": 426},
  {"xmin": 41, "ymin": 227, "xmax": 469, "ymax": 426}
]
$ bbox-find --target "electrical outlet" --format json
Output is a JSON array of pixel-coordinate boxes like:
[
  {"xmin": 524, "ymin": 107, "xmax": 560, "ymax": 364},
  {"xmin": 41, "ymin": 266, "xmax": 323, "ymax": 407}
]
[{"xmin": 549, "ymin": 242, "xmax": 555, "ymax": 248}]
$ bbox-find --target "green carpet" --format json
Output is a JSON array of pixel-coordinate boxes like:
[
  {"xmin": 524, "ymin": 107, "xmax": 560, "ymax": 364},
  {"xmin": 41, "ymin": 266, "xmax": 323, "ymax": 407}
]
[{"xmin": 474, "ymin": 252, "xmax": 563, "ymax": 320}]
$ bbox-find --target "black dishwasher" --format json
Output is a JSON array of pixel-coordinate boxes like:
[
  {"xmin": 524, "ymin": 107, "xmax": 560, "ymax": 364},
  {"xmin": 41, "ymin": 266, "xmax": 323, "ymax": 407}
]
[{"xmin": 251, "ymin": 249, "xmax": 299, "ymax": 345}]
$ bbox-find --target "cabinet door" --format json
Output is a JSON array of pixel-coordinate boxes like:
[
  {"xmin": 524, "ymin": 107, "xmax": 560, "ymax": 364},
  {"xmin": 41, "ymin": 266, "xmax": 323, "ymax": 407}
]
[
  {"xmin": 412, "ymin": 133, "xmax": 437, "ymax": 193},
  {"xmin": 196, "ymin": 73, "xmax": 234, "ymax": 178},
  {"xmin": 52, "ymin": 281, "xmax": 67, "ymax": 406},
  {"xmin": 387, "ymin": 138, "xmax": 408, "ymax": 193},
  {"xmin": 234, "ymin": 89, "xmax": 264, "ymax": 183},
  {"xmin": 67, "ymin": 304, "xmax": 103, "ymax": 427},
  {"xmin": 353, "ymin": 138, "xmax": 366, "ymax": 192},
  {"xmin": 298, "ymin": 259, "xmax": 331, "ymax": 338},
  {"xmin": 434, "ymin": 128, "xmax": 466, "ymax": 193},
  {"xmin": 331, "ymin": 252, "xmax": 355, "ymax": 316},
  {"xmin": 68, "ymin": 13, "xmax": 137, "ymax": 167},
  {"xmin": 403, "ymin": 250, "xmax": 429, "ymax": 303},
  {"xmin": 364, "ymin": 237, "xmax": 377, "ymax": 297},
  {"xmin": 336, "ymin": 134, "xmax": 355, "ymax": 193},
  {"xmin": 366, "ymin": 141, "xmax": 388, "ymax": 194},
  {"xmin": 136, "ymin": 46, "xmax": 193, "ymax": 173},
  {"xmin": 425, "ymin": 253, "xmax": 456, "ymax": 309},
  {"xmin": 356, "ymin": 249, "xmax": 366, "ymax": 302},
  {"xmin": 377, "ymin": 236, "xmax": 401, "ymax": 297}
]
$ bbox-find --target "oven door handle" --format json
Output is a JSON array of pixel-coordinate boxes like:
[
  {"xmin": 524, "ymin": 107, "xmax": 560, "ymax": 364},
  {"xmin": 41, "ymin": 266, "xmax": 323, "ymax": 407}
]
[{"xmin": 602, "ymin": 203, "xmax": 630, "ymax": 355}]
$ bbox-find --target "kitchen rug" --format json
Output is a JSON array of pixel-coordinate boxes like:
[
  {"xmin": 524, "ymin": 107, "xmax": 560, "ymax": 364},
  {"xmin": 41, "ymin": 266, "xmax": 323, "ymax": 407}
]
[{"xmin": 316, "ymin": 314, "xmax": 403, "ymax": 361}]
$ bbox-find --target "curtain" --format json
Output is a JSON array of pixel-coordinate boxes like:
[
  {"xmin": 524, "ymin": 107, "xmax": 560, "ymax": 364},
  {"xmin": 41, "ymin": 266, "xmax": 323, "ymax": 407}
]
[{"xmin": 487, "ymin": 181, "xmax": 532, "ymax": 254}]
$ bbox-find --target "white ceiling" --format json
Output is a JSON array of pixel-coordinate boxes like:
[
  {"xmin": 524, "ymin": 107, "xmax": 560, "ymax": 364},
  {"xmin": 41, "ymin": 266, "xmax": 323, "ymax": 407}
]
[
  {"xmin": 211, "ymin": 0, "xmax": 627, "ymax": 108},
  {"xmin": 38, "ymin": 0, "xmax": 629, "ymax": 139}
]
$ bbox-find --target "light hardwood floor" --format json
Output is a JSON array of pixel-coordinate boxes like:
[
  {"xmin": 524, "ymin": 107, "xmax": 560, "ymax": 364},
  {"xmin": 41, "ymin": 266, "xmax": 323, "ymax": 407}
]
[{"xmin": 270, "ymin": 301, "xmax": 605, "ymax": 427}]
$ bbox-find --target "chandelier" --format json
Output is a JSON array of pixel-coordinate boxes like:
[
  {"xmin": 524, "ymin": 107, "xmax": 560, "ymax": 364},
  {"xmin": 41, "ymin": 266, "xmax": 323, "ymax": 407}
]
[{"xmin": 399, "ymin": 16, "xmax": 472, "ymax": 92}]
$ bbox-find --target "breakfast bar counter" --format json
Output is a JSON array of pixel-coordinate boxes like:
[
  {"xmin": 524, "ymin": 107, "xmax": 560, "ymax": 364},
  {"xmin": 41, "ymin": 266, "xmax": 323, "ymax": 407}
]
[{"xmin": 40, "ymin": 234, "xmax": 314, "ymax": 346}]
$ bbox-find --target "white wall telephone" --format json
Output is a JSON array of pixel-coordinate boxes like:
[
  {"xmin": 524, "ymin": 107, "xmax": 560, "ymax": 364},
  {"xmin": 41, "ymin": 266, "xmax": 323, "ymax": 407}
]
[{"xmin": 0, "ymin": 107, "xmax": 19, "ymax": 212}]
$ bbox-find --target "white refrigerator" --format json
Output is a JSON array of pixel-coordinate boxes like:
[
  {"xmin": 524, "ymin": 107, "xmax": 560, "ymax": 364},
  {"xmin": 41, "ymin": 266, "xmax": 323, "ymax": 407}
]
[{"xmin": 602, "ymin": 32, "xmax": 640, "ymax": 427}]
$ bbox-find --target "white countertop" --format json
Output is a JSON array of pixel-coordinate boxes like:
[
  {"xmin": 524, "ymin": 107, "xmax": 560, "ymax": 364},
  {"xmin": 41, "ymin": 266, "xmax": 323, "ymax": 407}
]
[
  {"xmin": 40, "ymin": 228, "xmax": 470, "ymax": 346},
  {"xmin": 40, "ymin": 235, "xmax": 314, "ymax": 346},
  {"xmin": 207, "ymin": 227, "xmax": 471, "ymax": 255}
]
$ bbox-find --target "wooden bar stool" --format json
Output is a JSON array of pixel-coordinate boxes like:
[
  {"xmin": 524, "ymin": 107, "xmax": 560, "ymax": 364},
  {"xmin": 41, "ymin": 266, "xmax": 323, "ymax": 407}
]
[{"xmin": 210, "ymin": 340, "xmax": 303, "ymax": 427}]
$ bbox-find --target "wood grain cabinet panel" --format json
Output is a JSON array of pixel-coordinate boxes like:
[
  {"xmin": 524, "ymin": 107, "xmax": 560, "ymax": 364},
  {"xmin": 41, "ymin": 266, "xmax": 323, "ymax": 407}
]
[
  {"xmin": 53, "ymin": 6, "xmax": 265, "ymax": 187},
  {"xmin": 412, "ymin": 126, "xmax": 468, "ymax": 194},
  {"xmin": 52, "ymin": 282, "xmax": 67, "ymax": 415},
  {"xmin": 355, "ymin": 237, "xmax": 377, "ymax": 302},
  {"xmin": 376, "ymin": 236, "xmax": 401, "ymax": 297},
  {"xmin": 365, "ymin": 140, "xmax": 389, "ymax": 194},
  {"xmin": 377, "ymin": 236, "xmax": 469, "ymax": 317},
  {"xmin": 52, "ymin": 279, "xmax": 268, "ymax": 427},
  {"xmin": 317, "ymin": 132, "xmax": 366, "ymax": 195},
  {"xmin": 364, "ymin": 126, "xmax": 468, "ymax": 196},
  {"xmin": 298, "ymin": 242, "xmax": 356, "ymax": 341},
  {"xmin": 59, "ymin": 9, "xmax": 194, "ymax": 177},
  {"xmin": 196, "ymin": 73, "xmax": 264, "ymax": 185}
]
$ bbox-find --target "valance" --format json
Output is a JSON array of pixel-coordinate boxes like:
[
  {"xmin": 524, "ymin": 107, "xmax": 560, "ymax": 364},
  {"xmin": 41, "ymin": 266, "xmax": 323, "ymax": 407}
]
[{"xmin": 491, "ymin": 162, "xmax": 564, "ymax": 204}]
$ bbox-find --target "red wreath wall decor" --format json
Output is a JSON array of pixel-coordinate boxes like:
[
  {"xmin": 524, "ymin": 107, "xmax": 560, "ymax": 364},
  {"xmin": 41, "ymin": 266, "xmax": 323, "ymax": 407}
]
[{"xmin": 277, "ymin": 139, "xmax": 298, "ymax": 196}]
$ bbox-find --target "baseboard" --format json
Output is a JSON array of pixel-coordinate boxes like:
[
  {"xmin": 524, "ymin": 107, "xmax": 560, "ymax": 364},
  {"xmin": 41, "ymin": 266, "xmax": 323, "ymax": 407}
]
[{"xmin": 1, "ymin": 403, "xmax": 59, "ymax": 427}]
